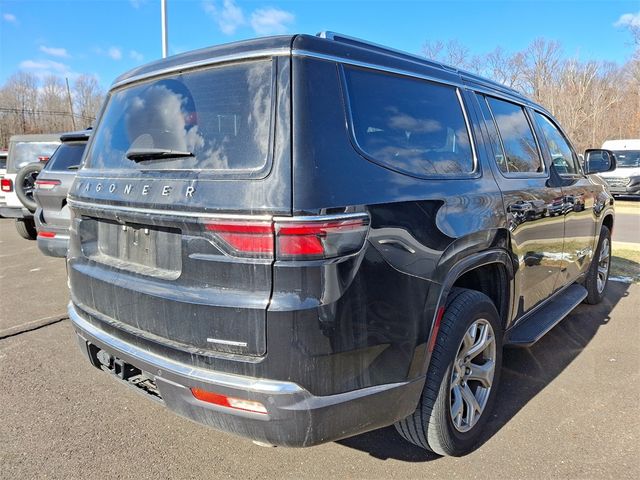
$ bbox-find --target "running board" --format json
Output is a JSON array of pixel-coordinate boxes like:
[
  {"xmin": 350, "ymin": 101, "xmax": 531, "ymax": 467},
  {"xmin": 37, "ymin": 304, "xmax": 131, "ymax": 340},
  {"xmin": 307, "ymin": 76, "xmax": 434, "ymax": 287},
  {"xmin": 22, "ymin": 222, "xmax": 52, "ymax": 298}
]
[{"xmin": 505, "ymin": 284, "xmax": 588, "ymax": 347}]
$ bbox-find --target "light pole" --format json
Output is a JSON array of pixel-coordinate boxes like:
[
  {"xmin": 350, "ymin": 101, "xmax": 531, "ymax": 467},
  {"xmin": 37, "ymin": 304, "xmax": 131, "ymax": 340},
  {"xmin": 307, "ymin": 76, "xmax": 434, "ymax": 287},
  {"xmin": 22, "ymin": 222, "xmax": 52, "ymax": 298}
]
[{"xmin": 161, "ymin": 0, "xmax": 168, "ymax": 58}]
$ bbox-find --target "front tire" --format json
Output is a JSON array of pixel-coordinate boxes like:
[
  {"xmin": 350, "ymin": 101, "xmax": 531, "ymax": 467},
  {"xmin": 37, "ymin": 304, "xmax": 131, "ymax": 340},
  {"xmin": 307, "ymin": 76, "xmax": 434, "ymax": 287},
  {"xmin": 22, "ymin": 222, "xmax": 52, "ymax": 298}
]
[
  {"xmin": 584, "ymin": 225, "xmax": 611, "ymax": 305},
  {"xmin": 395, "ymin": 288, "xmax": 502, "ymax": 456}
]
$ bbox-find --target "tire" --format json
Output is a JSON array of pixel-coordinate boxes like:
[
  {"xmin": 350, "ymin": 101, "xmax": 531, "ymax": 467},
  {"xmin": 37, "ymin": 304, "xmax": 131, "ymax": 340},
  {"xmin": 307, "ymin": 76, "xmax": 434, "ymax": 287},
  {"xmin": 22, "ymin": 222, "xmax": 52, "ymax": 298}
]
[
  {"xmin": 15, "ymin": 218, "xmax": 37, "ymax": 240},
  {"xmin": 15, "ymin": 162, "xmax": 43, "ymax": 212},
  {"xmin": 584, "ymin": 225, "xmax": 611, "ymax": 305},
  {"xmin": 395, "ymin": 288, "xmax": 502, "ymax": 456}
]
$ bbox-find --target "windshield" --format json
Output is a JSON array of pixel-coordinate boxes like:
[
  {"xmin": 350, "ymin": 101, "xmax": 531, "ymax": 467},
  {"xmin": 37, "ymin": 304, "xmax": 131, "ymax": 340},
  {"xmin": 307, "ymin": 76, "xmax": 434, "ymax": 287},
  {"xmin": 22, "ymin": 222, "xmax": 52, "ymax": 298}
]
[
  {"xmin": 85, "ymin": 59, "xmax": 273, "ymax": 173},
  {"xmin": 10, "ymin": 142, "xmax": 60, "ymax": 172},
  {"xmin": 613, "ymin": 150, "xmax": 640, "ymax": 168},
  {"xmin": 45, "ymin": 142, "xmax": 87, "ymax": 171}
]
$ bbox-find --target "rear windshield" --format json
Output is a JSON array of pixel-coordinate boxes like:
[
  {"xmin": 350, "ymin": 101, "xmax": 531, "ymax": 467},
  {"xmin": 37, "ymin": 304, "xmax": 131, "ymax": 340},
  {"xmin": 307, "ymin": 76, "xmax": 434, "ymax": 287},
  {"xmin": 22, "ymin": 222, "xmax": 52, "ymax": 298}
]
[
  {"xmin": 613, "ymin": 150, "xmax": 640, "ymax": 168},
  {"xmin": 0, "ymin": 154, "xmax": 6, "ymax": 170},
  {"xmin": 45, "ymin": 142, "xmax": 87, "ymax": 171},
  {"xmin": 9, "ymin": 142, "xmax": 60, "ymax": 172},
  {"xmin": 85, "ymin": 59, "xmax": 273, "ymax": 173}
]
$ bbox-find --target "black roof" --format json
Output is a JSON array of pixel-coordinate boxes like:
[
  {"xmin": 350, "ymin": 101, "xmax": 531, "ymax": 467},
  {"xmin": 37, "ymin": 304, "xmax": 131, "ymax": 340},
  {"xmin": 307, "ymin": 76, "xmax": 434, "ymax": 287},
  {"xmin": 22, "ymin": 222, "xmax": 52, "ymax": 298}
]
[
  {"xmin": 60, "ymin": 129, "xmax": 92, "ymax": 143},
  {"xmin": 111, "ymin": 32, "xmax": 530, "ymax": 105}
]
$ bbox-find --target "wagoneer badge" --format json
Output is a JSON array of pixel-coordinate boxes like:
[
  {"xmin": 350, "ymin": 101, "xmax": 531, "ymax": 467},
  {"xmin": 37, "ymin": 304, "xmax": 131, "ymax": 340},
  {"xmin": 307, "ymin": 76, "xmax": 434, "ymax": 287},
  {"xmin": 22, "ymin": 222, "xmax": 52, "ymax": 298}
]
[{"xmin": 75, "ymin": 181, "xmax": 196, "ymax": 198}]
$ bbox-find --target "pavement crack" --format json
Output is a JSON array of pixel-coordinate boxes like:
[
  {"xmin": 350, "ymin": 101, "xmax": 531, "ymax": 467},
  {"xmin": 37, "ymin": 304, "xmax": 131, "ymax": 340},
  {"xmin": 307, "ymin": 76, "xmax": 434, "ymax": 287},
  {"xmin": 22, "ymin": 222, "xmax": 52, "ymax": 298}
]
[{"xmin": 0, "ymin": 315, "xmax": 68, "ymax": 341}]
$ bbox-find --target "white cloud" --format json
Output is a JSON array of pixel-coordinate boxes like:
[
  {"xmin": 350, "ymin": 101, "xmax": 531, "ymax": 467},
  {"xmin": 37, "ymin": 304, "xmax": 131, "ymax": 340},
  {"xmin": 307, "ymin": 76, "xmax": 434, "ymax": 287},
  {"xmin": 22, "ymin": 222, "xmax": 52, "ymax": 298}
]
[
  {"xmin": 614, "ymin": 11, "xmax": 640, "ymax": 28},
  {"xmin": 19, "ymin": 59, "xmax": 79, "ymax": 80},
  {"xmin": 39, "ymin": 46, "xmax": 70, "ymax": 58},
  {"xmin": 108, "ymin": 47, "xmax": 123, "ymax": 60},
  {"xmin": 130, "ymin": 50, "xmax": 144, "ymax": 62},
  {"xmin": 203, "ymin": 0, "xmax": 246, "ymax": 35},
  {"xmin": 3, "ymin": 13, "xmax": 17, "ymax": 23},
  {"xmin": 250, "ymin": 8, "xmax": 294, "ymax": 35}
]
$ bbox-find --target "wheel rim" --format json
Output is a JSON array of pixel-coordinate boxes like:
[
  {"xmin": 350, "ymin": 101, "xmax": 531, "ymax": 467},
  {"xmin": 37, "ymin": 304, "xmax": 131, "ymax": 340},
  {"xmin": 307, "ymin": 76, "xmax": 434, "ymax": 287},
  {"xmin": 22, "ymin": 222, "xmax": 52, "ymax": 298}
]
[
  {"xmin": 22, "ymin": 171, "xmax": 38, "ymax": 201},
  {"xmin": 597, "ymin": 237, "xmax": 610, "ymax": 294},
  {"xmin": 449, "ymin": 319, "xmax": 496, "ymax": 433}
]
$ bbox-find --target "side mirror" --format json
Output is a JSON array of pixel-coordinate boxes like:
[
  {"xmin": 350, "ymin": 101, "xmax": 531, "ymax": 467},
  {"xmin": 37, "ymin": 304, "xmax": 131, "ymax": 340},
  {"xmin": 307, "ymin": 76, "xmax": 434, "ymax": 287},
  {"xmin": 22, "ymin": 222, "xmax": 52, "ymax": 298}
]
[{"xmin": 584, "ymin": 149, "xmax": 616, "ymax": 174}]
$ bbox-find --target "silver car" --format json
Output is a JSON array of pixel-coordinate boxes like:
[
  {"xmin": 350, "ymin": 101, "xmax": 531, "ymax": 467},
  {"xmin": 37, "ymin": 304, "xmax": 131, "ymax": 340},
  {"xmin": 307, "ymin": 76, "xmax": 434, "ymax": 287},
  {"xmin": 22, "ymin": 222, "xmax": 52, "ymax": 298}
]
[{"xmin": 33, "ymin": 130, "xmax": 90, "ymax": 257}]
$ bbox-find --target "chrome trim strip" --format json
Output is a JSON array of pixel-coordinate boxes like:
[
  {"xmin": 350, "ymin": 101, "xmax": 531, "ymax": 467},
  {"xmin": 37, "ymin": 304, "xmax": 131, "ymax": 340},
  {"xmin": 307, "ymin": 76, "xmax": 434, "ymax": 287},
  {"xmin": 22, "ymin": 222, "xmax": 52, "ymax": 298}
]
[
  {"xmin": 292, "ymin": 49, "xmax": 466, "ymax": 89},
  {"xmin": 67, "ymin": 198, "xmax": 274, "ymax": 221},
  {"xmin": 272, "ymin": 212, "xmax": 369, "ymax": 223},
  {"xmin": 456, "ymin": 88, "xmax": 479, "ymax": 173},
  {"xmin": 207, "ymin": 337, "xmax": 249, "ymax": 347},
  {"xmin": 110, "ymin": 48, "xmax": 291, "ymax": 91},
  {"xmin": 68, "ymin": 302, "xmax": 304, "ymax": 394},
  {"xmin": 292, "ymin": 49, "xmax": 533, "ymax": 107}
]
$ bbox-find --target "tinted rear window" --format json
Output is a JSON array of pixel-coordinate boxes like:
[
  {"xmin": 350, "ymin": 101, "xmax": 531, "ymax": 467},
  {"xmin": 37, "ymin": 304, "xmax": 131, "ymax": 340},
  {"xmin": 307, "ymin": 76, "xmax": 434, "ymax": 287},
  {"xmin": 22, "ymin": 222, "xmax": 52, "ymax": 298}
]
[
  {"xmin": 45, "ymin": 142, "xmax": 87, "ymax": 171},
  {"xmin": 614, "ymin": 150, "xmax": 640, "ymax": 168},
  {"xmin": 343, "ymin": 66, "xmax": 474, "ymax": 176},
  {"xmin": 10, "ymin": 142, "xmax": 60, "ymax": 172},
  {"xmin": 85, "ymin": 60, "xmax": 273, "ymax": 173},
  {"xmin": 0, "ymin": 155, "xmax": 6, "ymax": 170}
]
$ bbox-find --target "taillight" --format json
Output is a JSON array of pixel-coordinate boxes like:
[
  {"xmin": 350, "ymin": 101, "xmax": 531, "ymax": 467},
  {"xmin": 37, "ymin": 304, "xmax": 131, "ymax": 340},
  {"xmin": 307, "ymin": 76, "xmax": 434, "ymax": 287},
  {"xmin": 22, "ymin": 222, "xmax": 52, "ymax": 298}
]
[
  {"xmin": 276, "ymin": 218, "xmax": 370, "ymax": 259},
  {"xmin": 203, "ymin": 214, "xmax": 369, "ymax": 260},
  {"xmin": 205, "ymin": 221, "xmax": 274, "ymax": 257},
  {"xmin": 190, "ymin": 387, "xmax": 267, "ymax": 414},
  {"xmin": 1, "ymin": 178, "xmax": 12, "ymax": 192},
  {"xmin": 38, "ymin": 231, "xmax": 56, "ymax": 238},
  {"xmin": 35, "ymin": 179, "xmax": 61, "ymax": 190}
]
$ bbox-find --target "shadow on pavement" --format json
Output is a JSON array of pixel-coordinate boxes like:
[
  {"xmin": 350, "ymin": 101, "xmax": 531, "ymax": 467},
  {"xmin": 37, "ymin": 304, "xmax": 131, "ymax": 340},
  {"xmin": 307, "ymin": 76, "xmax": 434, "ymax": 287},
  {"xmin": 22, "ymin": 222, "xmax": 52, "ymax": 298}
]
[{"xmin": 336, "ymin": 281, "xmax": 631, "ymax": 462}]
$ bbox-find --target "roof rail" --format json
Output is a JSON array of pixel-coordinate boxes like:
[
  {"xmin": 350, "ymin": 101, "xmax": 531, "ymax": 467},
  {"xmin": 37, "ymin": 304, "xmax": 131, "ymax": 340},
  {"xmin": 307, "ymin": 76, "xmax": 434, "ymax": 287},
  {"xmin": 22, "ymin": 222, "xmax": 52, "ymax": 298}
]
[
  {"xmin": 316, "ymin": 31, "xmax": 457, "ymax": 73},
  {"xmin": 316, "ymin": 31, "xmax": 522, "ymax": 98}
]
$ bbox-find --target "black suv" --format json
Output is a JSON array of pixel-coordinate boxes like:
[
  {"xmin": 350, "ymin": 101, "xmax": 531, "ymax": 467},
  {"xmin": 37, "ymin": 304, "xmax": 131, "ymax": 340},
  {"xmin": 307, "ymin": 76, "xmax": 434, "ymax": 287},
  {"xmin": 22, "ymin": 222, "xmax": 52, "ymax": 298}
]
[{"xmin": 66, "ymin": 33, "xmax": 615, "ymax": 456}]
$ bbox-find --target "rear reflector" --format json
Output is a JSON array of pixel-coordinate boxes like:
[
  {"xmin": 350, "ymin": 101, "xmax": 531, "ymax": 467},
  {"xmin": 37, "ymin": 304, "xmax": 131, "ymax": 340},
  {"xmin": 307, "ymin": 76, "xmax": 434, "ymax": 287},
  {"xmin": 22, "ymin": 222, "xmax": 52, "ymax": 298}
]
[
  {"xmin": 1, "ymin": 178, "xmax": 12, "ymax": 192},
  {"xmin": 428, "ymin": 306, "xmax": 446, "ymax": 353},
  {"xmin": 190, "ymin": 387, "xmax": 267, "ymax": 414},
  {"xmin": 35, "ymin": 179, "xmax": 61, "ymax": 190},
  {"xmin": 203, "ymin": 215, "xmax": 369, "ymax": 260},
  {"xmin": 38, "ymin": 231, "xmax": 56, "ymax": 238},
  {"xmin": 38, "ymin": 156, "xmax": 50, "ymax": 162}
]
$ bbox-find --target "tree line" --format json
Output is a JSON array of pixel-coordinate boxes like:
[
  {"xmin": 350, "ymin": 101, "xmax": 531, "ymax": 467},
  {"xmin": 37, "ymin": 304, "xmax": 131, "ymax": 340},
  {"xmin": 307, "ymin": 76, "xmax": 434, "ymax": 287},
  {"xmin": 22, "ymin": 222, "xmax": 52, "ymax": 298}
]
[
  {"xmin": 422, "ymin": 33, "xmax": 639, "ymax": 153},
  {"xmin": 0, "ymin": 73, "xmax": 105, "ymax": 148},
  {"xmin": 0, "ymin": 32, "xmax": 637, "ymax": 153}
]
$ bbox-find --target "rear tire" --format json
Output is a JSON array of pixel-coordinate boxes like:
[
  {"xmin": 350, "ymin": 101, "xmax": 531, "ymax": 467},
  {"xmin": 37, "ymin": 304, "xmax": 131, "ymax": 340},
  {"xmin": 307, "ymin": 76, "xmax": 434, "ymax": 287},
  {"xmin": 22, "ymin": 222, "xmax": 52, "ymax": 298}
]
[
  {"xmin": 395, "ymin": 288, "xmax": 502, "ymax": 456},
  {"xmin": 15, "ymin": 218, "xmax": 37, "ymax": 240},
  {"xmin": 15, "ymin": 162, "xmax": 43, "ymax": 212},
  {"xmin": 584, "ymin": 225, "xmax": 611, "ymax": 305}
]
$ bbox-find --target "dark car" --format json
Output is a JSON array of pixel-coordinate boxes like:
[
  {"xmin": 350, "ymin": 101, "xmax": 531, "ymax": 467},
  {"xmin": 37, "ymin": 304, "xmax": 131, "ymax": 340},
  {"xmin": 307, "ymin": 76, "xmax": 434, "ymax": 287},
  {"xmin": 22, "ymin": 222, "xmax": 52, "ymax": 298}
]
[
  {"xmin": 33, "ymin": 130, "xmax": 91, "ymax": 257},
  {"xmin": 66, "ymin": 32, "xmax": 616, "ymax": 456}
]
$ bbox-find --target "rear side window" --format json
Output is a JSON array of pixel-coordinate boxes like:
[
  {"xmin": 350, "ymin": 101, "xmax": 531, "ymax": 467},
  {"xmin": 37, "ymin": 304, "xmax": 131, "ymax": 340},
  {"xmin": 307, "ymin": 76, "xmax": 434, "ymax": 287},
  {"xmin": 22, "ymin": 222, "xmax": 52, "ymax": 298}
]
[
  {"xmin": 45, "ymin": 142, "xmax": 87, "ymax": 171},
  {"xmin": 343, "ymin": 67, "xmax": 474, "ymax": 176},
  {"xmin": 85, "ymin": 60, "xmax": 273, "ymax": 174},
  {"xmin": 484, "ymin": 97, "xmax": 542, "ymax": 174}
]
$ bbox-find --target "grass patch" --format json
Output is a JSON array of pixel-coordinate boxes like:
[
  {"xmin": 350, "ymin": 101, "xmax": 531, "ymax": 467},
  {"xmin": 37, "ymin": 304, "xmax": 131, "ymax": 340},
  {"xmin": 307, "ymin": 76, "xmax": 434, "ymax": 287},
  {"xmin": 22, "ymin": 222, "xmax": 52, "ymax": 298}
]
[{"xmin": 611, "ymin": 246, "xmax": 640, "ymax": 282}]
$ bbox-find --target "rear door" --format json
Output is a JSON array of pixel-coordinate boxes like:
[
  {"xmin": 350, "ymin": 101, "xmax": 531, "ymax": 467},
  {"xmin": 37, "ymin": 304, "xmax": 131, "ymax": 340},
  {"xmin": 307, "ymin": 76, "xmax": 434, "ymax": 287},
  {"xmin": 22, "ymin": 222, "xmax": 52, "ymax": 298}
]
[{"xmin": 68, "ymin": 56, "xmax": 292, "ymax": 357}]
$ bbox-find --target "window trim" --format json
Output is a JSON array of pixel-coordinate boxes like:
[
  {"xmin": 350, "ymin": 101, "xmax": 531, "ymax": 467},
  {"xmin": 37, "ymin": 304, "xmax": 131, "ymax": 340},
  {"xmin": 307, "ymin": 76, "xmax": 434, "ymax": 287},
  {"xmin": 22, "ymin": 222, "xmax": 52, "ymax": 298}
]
[
  {"xmin": 532, "ymin": 109, "xmax": 584, "ymax": 179},
  {"xmin": 481, "ymin": 94, "xmax": 548, "ymax": 179},
  {"xmin": 339, "ymin": 64, "xmax": 480, "ymax": 180}
]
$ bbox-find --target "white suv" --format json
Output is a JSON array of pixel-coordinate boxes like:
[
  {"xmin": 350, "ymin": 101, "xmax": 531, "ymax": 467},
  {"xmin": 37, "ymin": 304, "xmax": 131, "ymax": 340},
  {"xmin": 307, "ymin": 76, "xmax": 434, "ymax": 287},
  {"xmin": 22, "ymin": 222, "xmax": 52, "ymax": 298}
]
[
  {"xmin": 0, "ymin": 134, "xmax": 60, "ymax": 238},
  {"xmin": 598, "ymin": 139, "xmax": 640, "ymax": 198}
]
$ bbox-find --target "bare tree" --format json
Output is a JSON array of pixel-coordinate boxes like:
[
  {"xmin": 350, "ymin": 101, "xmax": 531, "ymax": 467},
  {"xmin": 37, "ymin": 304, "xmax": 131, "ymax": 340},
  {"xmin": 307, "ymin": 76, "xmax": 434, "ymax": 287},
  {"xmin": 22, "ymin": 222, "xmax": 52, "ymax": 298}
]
[{"xmin": 74, "ymin": 75, "xmax": 104, "ymax": 128}]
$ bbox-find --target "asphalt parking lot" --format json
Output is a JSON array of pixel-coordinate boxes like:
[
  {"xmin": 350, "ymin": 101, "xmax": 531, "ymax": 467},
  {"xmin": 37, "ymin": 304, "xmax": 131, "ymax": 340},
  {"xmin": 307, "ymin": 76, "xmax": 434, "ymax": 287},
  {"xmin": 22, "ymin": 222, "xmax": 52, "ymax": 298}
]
[{"xmin": 1, "ymin": 216, "xmax": 639, "ymax": 480}]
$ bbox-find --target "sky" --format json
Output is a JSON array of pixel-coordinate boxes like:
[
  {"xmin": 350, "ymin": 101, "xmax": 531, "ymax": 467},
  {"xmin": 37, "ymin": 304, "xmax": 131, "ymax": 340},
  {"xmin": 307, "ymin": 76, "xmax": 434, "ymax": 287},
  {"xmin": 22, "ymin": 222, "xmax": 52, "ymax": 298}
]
[{"xmin": 0, "ymin": 0, "xmax": 638, "ymax": 89}]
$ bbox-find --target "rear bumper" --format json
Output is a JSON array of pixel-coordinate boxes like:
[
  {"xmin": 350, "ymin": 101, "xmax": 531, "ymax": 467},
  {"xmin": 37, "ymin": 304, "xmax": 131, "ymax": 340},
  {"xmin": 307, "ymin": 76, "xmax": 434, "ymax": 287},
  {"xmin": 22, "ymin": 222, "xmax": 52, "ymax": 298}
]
[
  {"xmin": 37, "ymin": 233, "xmax": 69, "ymax": 257},
  {"xmin": 68, "ymin": 302, "xmax": 424, "ymax": 447},
  {"xmin": 0, "ymin": 206, "xmax": 31, "ymax": 218}
]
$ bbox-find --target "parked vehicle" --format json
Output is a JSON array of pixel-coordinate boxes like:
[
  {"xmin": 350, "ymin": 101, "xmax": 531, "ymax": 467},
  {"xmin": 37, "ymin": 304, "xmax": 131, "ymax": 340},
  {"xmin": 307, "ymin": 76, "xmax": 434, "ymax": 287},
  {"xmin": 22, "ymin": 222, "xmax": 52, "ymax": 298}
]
[
  {"xmin": 0, "ymin": 149, "xmax": 7, "ymax": 216},
  {"xmin": 597, "ymin": 139, "xmax": 640, "ymax": 197},
  {"xmin": 66, "ymin": 32, "xmax": 616, "ymax": 456},
  {"xmin": 33, "ymin": 130, "xmax": 91, "ymax": 257},
  {"xmin": 0, "ymin": 134, "xmax": 61, "ymax": 239}
]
